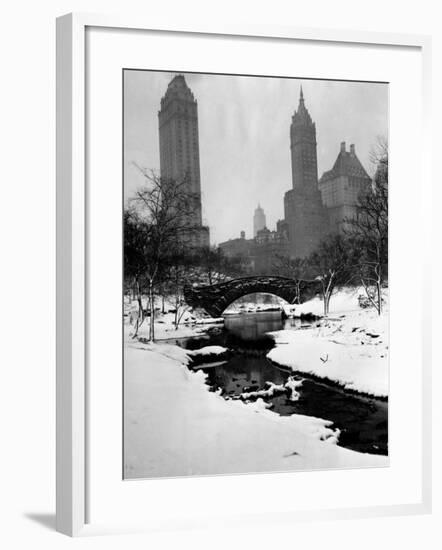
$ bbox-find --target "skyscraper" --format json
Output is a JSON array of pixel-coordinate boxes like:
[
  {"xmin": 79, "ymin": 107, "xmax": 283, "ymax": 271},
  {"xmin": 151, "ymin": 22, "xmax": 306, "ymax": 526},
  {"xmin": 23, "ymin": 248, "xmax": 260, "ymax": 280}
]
[
  {"xmin": 158, "ymin": 74, "xmax": 210, "ymax": 247},
  {"xmin": 253, "ymin": 204, "xmax": 266, "ymax": 237},
  {"xmin": 290, "ymin": 87, "xmax": 318, "ymax": 189},
  {"xmin": 283, "ymin": 87, "xmax": 329, "ymax": 258}
]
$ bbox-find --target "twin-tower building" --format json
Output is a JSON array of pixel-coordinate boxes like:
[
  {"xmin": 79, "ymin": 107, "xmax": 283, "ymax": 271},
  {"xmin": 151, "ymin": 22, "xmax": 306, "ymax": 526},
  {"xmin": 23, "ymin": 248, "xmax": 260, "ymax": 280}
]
[{"xmin": 158, "ymin": 74, "xmax": 372, "ymax": 264}]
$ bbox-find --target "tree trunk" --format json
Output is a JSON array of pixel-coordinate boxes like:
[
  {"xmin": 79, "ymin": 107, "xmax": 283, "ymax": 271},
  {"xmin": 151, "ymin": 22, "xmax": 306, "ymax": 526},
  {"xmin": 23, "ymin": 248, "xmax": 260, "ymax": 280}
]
[
  {"xmin": 321, "ymin": 281, "xmax": 329, "ymax": 317},
  {"xmin": 149, "ymin": 280, "xmax": 155, "ymax": 342},
  {"xmin": 135, "ymin": 278, "xmax": 143, "ymax": 319},
  {"xmin": 376, "ymin": 280, "xmax": 382, "ymax": 315},
  {"xmin": 174, "ymin": 300, "xmax": 178, "ymax": 329},
  {"xmin": 137, "ymin": 295, "xmax": 143, "ymax": 320},
  {"xmin": 132, "ymin": 278, "xmax": 144, "ymax": 338},
  {"xmin": 377, "ymin": 263, "xmax": 383, "ymax": 315}
]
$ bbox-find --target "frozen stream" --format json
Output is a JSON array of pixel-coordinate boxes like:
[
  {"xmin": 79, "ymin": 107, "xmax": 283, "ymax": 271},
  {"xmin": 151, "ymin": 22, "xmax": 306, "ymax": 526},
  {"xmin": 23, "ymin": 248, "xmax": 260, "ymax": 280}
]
[{"xmin": 168, "ymin": 312, "xmax": 388, "ymax": 456}]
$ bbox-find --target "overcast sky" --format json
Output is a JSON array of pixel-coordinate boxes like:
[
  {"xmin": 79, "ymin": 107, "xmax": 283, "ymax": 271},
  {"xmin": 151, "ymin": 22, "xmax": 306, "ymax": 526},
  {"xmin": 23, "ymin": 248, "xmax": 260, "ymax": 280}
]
[{"xmin": 124, "ymin": 70, "xmax": 388, "ymax": 245}]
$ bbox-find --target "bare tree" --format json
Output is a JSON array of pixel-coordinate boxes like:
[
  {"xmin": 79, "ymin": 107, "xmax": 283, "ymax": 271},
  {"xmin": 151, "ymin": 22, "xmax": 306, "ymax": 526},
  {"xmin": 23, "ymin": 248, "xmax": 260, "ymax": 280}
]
[
  {"xmin": 192, "ymin": 246, "xmax": 248, "ymax": 286},
  {"xmin": 195, "ymin": 246, "xmax": 225, "ymax": 285},
  {"xmin": 163, "ymin": 247, "xmax": 195, "ymax": 329},
  {"xmin": 308, "ymin": 234, "xmax": 354, "ymax": 316},
  {"xmin": 369, "ymin": 135, "xmax": 388, "ymax": 167},
  {"xmin": 272, "ymin": 255, "xmax": 308, "ymax": 304},
  {"xmin": 126, "ymin": 168, "xmax": 198, "ymax": 340},
  {"xmin": 345, "ymin": 137, "xmax": 388, "ymax": 315},
  {"xmin": 124, "ymin": 208, "xmax": 151, "ymax": 335}
]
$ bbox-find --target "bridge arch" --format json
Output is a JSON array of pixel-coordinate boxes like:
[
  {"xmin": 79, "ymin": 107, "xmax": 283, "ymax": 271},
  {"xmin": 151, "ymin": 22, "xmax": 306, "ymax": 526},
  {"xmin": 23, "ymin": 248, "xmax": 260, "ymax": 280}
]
[{"xmin": 184, "ymin": 276, "xmax": 318, "ymax": 318}]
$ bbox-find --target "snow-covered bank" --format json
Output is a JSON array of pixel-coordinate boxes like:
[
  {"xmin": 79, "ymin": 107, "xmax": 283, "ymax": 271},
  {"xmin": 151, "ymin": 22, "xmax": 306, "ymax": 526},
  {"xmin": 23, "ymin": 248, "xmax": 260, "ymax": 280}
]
[
  {"xmin": 267, "ymin": 290, "xmax": 389, "ymax": 397},
  {"xmin": 124, "ymin": 337, "xmax": 388, "ymax": 479},
  {"xmin": 127, "ymin": 307, "xmax": 223, "ymax": 341},
  {"xmin": 286, "ymin": 286, "xmax": 388, "ymax": 318},
  {"xmin": 224, "ymin": 303, "xmax": 283, "ymax": 315}
]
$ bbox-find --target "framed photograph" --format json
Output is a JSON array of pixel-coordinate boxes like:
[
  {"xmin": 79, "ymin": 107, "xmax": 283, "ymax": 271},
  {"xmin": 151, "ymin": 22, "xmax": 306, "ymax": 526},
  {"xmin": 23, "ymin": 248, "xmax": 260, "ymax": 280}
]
[{"xmin": 56, "ymin": 13, "xmax": 432, "ymax": 536}]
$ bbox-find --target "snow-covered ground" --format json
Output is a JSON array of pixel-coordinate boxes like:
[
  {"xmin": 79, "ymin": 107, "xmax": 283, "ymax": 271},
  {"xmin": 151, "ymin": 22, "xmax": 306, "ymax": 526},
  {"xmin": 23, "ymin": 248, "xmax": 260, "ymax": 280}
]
[
  {"xmin": 124, "ymin": 329, "xmax": 388, "ymax": 479},
  {"xmin": 224, "ymin": 302, "xmax": 284, "ymax": 315},
  {"xmin": 268, "ymin": 288, "xmax": 388, "ymax": 397},
  {"xmin": 125, "ymin": 297, "xmax": 223, "ymax": 340},
  {"xmin": 124, "ymin": 287, "xmax": 388, "ymax": 478}
]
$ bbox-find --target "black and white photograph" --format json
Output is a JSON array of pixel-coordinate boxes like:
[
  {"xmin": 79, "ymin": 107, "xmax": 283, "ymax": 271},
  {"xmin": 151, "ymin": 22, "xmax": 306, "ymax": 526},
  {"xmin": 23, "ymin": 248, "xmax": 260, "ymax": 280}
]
[
  {"xmin": 123, "ymin": 70, "xmax": 389, "ymax": 479},
  {"xmin": 1, "ymin": 0, "xmax": 438, "ymax": 544}
]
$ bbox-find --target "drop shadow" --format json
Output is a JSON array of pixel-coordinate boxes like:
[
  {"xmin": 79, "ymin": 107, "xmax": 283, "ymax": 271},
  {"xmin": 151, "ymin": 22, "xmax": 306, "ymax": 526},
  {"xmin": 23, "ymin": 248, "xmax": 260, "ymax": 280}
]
[{"xmin": 24, "ymin": 513, "xmax": 56, "ymax": 531}]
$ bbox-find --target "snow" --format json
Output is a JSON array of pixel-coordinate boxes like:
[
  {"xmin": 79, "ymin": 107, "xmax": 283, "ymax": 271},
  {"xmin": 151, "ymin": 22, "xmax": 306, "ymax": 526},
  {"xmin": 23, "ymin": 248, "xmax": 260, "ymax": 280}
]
[
  {"xmin": 288, "ymin": 286, "xmax": 388, "ymax": 318},
  {"xmin": 124, "ymin": 287, "xmax": 389, "ymax": 477},
  {"xmin": 224, "ymin": 302, "xmax": 283, "ymax": 315},
  {"xmin": 240, "ymin": 377, "xmax": 303, "ymax": 402},
  {"xmin": 285, "ymin": 377, "xmax": 304, "ymax": 401},
  {"xmin": 240, "ymin": 382, "xmax": 287, "ymax": 401},
  {"xmin": 135, "ymin": 340, "xmax": 193, "ymax": 365},
  {"xmin": 195, "ymin": 317, "xmax": 224, "ymax": 324},
  {"xmin": 129, "ymin": 311, "xmax": 223, "ymax": 341},
  {"xmin": 125, "ymin": 294, "xmax": 223, "ymax": 341},
  {"xmin": 224, "ymin": 295, "xmax": 286, "ymax": 315},
  {"xmin": 267, "ymin": 298, "xmax": 389, "ymax": 397},
  {"xmin": 189, "ymin": 345, "xmax": 228, "ymax": 357},
  {"xmin": 124, "ymin": 333, "xmax": 388, "ymax": 479}
]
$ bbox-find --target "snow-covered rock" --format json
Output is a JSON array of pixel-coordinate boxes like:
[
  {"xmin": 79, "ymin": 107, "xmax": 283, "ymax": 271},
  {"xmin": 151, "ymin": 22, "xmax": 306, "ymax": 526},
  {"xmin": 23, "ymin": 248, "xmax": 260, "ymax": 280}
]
[
  {"xmin": 189, "ymin": 345, "xmax": 228, "ymax": 357},
  {"xmin": 240, "ymin": 376, "xmax": 303, "ymax": 402}
]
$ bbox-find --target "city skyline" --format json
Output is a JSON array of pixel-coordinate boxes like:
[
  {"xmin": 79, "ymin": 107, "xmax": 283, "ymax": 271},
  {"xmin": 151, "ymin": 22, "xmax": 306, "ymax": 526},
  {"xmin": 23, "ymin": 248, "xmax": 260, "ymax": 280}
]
[{"xmin": 124, "ymin": 70, "xmax": 388, "ymax": 244}]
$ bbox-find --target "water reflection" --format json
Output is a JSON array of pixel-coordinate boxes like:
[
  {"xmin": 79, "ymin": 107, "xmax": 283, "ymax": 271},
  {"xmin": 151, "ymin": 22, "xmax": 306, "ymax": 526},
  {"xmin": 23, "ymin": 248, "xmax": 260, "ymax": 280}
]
[
  {"xmin": 224, "ymin": 312, "xmax": 284, "ymax": 340},
  {"xmin": 202, "ymin": 356, "xmax": 388, "ymax": 455},
  {"xmin": 203, "ymin": 355, "xmax": 287, "ymax": 397},
  {"xmin": 224, "ymin": 312, "xmax": 309, "ymax": 341}
]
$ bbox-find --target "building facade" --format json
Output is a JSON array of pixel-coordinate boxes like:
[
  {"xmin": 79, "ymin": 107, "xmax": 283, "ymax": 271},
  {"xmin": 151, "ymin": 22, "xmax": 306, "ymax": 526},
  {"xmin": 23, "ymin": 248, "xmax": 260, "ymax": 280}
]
[
  {"xmin": 219, "ymin": 231, "xmax": 252, "ymax": 259},
  {"xmin": 218, "ymin": 224, "xmax": 290, "ymax": 276},
  {"xmin": 158, "ymin": 74, "xmax": 210, "ymax": 248},
  {"xmin": 283, "ymin": 88, "xmax": 329, "ymax": 258},
  {"xmin": 253, "ymin": 227, "xmax": 290, "ymax": 274},
  {"xmin": 218, "ymin": 231, "xmax": 254, "ymax": 273},
  {"xmin": 253, "ymin": 204, "xmax": 266, "ymax": 237},
  {"xmin": 319, "ymin": 142, "xmax": 372, "ymax": 234}
]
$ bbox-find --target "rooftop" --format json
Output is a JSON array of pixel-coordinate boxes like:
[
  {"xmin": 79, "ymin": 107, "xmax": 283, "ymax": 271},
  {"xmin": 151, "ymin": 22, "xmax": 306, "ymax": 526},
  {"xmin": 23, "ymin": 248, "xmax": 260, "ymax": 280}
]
[
  {"xmin": 320, "ymin": 142, "xmax": 371, "ymax": 182},
  {"xmin": 160, "ymin": 74, "xmax": 195, "ymax": 107},
  {"xmin": 292, "ymin": 86, "xmax": 314, "ymax": 127}
]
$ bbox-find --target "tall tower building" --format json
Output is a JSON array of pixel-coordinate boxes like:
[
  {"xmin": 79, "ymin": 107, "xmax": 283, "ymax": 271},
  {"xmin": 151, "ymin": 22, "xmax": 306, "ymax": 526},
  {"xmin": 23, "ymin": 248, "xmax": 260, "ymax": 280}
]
[
  {"xmin": 253, "ymin": 204, "xmax": 266, "ymax": 237},
  {"xmin": 283, "ymin": 87, "xmax": 329, "ymax": 258},
  {"xmin": 158, "ymin": 74, "xmax": 210, "ymax": 247},
  {"xmin": 290, "ymin": 87, "xmax": 318, "ymax": 189}
]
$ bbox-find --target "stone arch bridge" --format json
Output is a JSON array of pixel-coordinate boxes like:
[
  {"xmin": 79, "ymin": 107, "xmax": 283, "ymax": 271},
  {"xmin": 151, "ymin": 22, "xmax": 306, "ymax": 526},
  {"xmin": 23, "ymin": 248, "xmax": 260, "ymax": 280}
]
[{"xmin": 184, "ymin": 276, "xmax": 319, "ymax": 318}]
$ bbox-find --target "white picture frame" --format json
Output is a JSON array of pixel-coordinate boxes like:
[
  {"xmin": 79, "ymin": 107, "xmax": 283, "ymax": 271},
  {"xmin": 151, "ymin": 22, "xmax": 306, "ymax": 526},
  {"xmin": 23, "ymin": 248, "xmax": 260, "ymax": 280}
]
[{"xmin": 56, "ymin": 12, "xmax": 432, "ymax": 537}]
